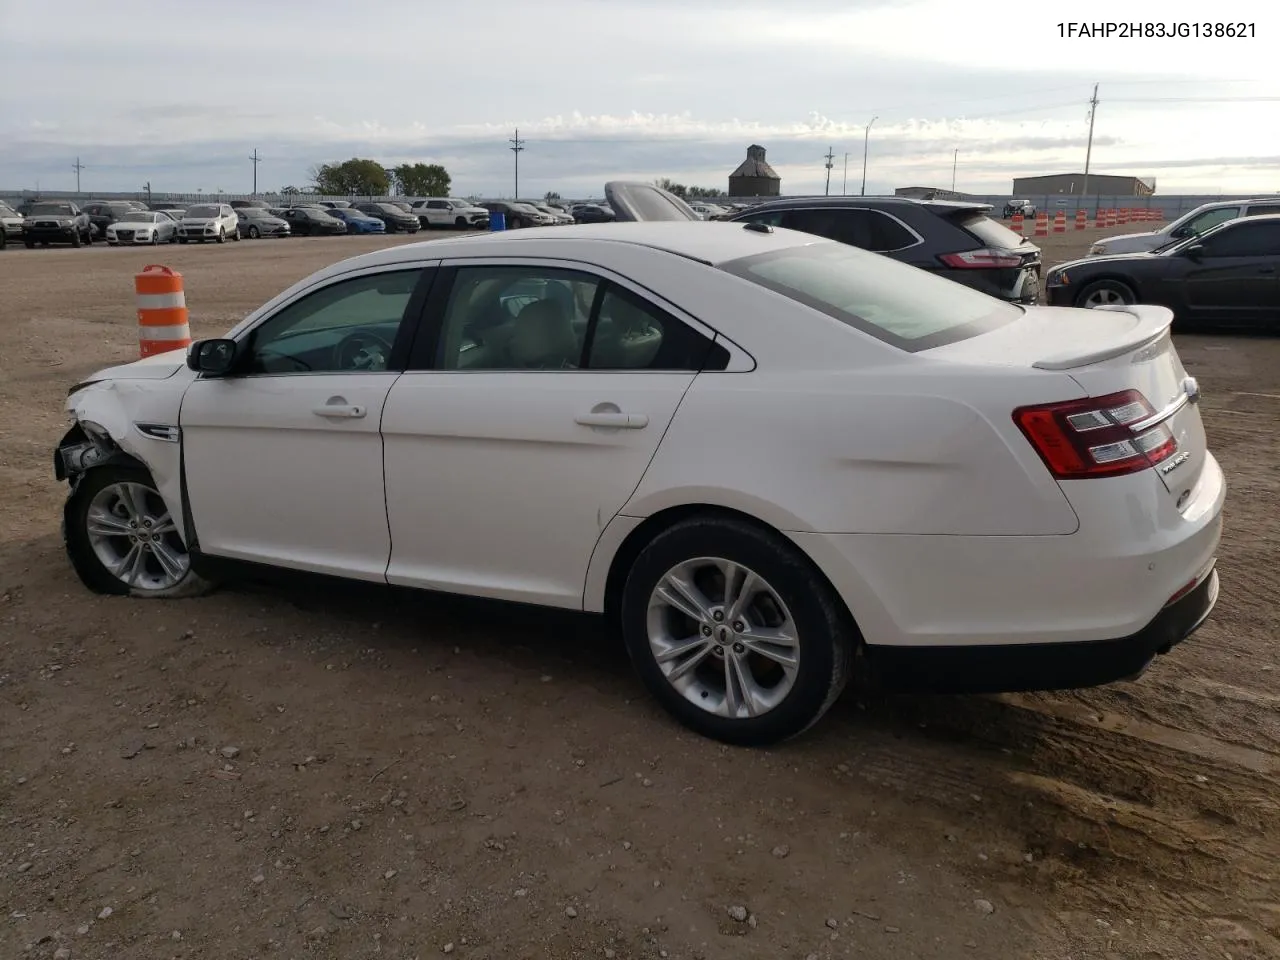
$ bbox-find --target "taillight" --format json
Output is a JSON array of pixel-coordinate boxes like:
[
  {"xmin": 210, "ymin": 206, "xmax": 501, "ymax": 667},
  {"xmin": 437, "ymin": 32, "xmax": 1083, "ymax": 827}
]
[
  {"xmin": 939, "ymin": 249, "xmax": 1023, "ymax": 269},
  {"xmin": 1013, "ymin": 390, "xmax": 1177, "ymax": 479}
]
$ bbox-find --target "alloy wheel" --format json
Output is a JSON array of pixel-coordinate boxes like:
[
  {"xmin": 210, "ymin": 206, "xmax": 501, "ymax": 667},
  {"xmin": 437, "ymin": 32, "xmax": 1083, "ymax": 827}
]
[
  {"xmin": 85, "ymin": 481, "xmax": 189, "ymax": 590},
  {"xmin": 646, "ymin": 557, "xmax": 800, "ymax": 719}
]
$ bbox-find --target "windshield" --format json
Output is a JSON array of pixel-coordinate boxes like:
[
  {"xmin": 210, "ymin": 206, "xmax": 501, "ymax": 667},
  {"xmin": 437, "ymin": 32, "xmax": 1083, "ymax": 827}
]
[
  {"xmin": 720, "ymin": 241, "xmax": 1021, "ymax": 352},
  {"xmin": 186, "ymin": 205, "xmax": 219, "ymax": 218},
  {"xmin": 0, "ymin": 204, "xmax": 17, "ymax": 216},
  {"xmin": 120, "ymin": 212, "xmax": 156, "ymax": 223},
  {"xmin": 30, "ymin": 203, "xmax": 74, "ymax": 215}
]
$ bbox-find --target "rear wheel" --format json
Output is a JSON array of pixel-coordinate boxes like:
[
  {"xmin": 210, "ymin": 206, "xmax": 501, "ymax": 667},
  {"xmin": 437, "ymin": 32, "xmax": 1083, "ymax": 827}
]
[
  {"xmin": 619, "ymin": 517, "xmax": 855, "ymax": 746},
  {"xmin": 1076, "ymin": 279, "xmax": 1135, "ymax": 309},
  {"xmin": 65, "ymin": 465, "xmax": 215, "ymax": 599}
]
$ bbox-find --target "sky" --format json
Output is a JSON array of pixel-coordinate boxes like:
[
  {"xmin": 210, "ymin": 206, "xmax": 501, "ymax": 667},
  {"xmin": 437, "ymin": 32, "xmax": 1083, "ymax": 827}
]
[{"xmin": 1, "ymin": 0, "xmax": 1277, "ymax": 199}]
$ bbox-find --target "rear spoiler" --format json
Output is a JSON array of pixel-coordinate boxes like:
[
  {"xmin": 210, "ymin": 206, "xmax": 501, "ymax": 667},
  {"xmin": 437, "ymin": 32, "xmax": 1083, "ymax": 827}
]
[
  {"xmin": 1032, "ymin": 304, "xmax": 1175, "ymax": 371},
  {"xmin": 923, "ymin": 201, "xmax": 994, "ymax": 215}
]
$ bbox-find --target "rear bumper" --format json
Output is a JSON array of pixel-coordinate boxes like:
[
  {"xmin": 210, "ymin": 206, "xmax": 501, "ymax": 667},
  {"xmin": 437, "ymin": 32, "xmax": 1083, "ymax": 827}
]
[{"xmin": 867, "ymin": 566, "xmax": 1219, "ymax": 693}]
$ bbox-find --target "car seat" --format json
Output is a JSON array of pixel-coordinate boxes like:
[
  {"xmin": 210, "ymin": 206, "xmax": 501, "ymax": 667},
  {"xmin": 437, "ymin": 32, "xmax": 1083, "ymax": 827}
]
[{"xmin": 507, "ymin": 299, "xmax": 581, "ymax": 369}]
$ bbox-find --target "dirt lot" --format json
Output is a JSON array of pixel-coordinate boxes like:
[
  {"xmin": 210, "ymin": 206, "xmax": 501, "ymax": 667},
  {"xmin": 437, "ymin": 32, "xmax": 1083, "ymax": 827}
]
[{"xmin": 2, "ymin": 227, "xmax": 1278, "ymax": 960}]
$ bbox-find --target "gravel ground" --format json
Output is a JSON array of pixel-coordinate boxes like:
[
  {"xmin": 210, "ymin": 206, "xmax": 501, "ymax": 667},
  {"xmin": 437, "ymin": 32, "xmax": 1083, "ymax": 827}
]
[{"xmin": 1, "ymin": 228, "xmax": 1278, "ymax": 960}]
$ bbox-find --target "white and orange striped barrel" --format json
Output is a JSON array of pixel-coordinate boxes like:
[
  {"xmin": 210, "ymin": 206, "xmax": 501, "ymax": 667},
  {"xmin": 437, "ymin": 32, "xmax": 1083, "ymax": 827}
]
[
  {"xmin": 1033, "ymin": 212, "xmax": 1049, "ymax": 236},
  {"xmin": 1074, "ymin": 209, "xmax": 1087, "ymax": 230},
  {"xmin": 1052, "ymin": 211, "xmax": 1066, "ymax": 233},
  {"xmin": 135, "ymin": 265, "xmax": 192, "ymax": 358},
  {"xmin": 1010, "ymin": 213, "xmax": 1024, "ymax": 234}
]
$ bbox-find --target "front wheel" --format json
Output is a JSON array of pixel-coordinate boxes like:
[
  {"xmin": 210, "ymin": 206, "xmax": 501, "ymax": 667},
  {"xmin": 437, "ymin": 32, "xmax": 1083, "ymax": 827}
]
[
  {"xmin": 619, "ymin": 517, "xmax": 855, "ymax": 746},
  {"xmin": 248, "ymin": 225, "xmax": 260, "ymax": 239},
  {"xmin": 216, "ymin": 228, "xmax": 225, "ymax": 244},
  {"xmin": 1075, "ymin": 279, "xmax": 1135, "ymax": 309},
  {"xmin": 64, "ymin": 465, "xmax": 215, "ymax": 598}
]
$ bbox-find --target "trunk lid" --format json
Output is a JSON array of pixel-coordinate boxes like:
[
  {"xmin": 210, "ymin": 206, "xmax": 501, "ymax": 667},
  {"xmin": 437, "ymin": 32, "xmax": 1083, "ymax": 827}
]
[{"xmin": 926, "ymin": 303, "xmax": 1207, "ymax": 504}]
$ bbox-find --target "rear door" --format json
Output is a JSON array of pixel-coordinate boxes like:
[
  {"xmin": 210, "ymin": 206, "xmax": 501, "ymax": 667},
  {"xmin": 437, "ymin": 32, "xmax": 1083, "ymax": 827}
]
[
  {"xmin": 1181, "ymin": 220, "xmax": 1280, "ymax": 322},
  {"xmin": 380, "ymin": 259, "xmax": 719, "ymax": 609}
]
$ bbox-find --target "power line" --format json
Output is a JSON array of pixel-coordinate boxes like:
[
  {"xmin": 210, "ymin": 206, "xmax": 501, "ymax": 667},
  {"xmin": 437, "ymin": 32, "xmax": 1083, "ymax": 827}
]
[
  {"xmin": 509, "ymin": 128, "xmax": 525, "ymax": 198},
  {"xmin": 72, "ymin": 156, "xmax": 84, "ymax": 193}
]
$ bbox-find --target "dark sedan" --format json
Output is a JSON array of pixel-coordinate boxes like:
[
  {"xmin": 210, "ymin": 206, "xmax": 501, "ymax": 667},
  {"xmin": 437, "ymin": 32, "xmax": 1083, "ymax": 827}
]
[
  {"xmin": 1045, "ymin": 214, "xmax": 1280, "ymax": 329},
  {"xmin": 732, "ymin": 197, "xmax": 1043, "ymax": 304},
  {"xmin": 277, "ymin": 207, "xmax": 348, "ymax": 236},
  {"xmin": 352, "ymin": 202, "xmax": 420, "ymax": 233},
  {"xmin": 82, "ymin": 200, "xmax": 138, "ymax": 239},
  {"xmin": 235, "ymin": 207, "xmax": 292, "ymax": 239},
  {"xmin": 571, "ymin": 203, "xmax": 616, "ymax": 224}
]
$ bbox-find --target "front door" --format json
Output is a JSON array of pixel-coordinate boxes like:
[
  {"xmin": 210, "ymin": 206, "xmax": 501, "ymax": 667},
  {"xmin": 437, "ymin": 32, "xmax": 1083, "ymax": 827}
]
[
  {"xmin": 381, "ymin": 261, "xmax": 721, "ymax": 608},
  {"xmin": 1181, "ymin": 219, "xmax": 1280, "ymax": 323},
  {"xmin": 180, "ymin": 265, "xmax": 433, "ymax": 579}
]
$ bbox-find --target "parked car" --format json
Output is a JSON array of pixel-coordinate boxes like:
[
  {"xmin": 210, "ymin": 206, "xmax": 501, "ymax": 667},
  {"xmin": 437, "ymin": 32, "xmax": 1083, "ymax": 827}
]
[
  {"xmin": 105, "ymin": 210, "xmax": 178, "ymax": 245},
  {"xmin": 1046, "ymin": 213, "xmax": 1280, "ymax": 328},
  {"xmin": 0, "ymin": 201, "xmax": 24, "ymax": 241},
  {"xmin": 529, "ymin": 203, "xmax": 573, "ymax": 225},
  {"xmin": 21, "ymin": 200, "xmax": 93, "ymax": 247},
  {"xmin": 230, "ymin": 199, "xmax": 272, "ymax": 210},
  {"xmin": 690, "ymin": 203, "xmax": 731, "ymax": 221},
  {"xmin": 731, "ymin": 197, "xmax": 1043, "ymax": 303},
  {"xmin": 411, "ymin": 198, "xmax": 490, "ymax": 230},
  {"xmin": 155, "ymin": 207, "xmax": 187, "ymax": 223},
  {"xmin": 325, "ymin": 207, "xmax": 386, "ymax": 235},
  {"xmin": 479, "ymin": 201, "xmax": 551, "ymax": 228},
  {"xmin": 178, "ymin": 203, "xmax": 240, "ymax": 244},
  {"xmin": 352, "ymin": 202, "xmax": 421, "ymax": 234},
  {"xmin": 234, "ymin": 207, "xmax": 291, "ymax": 239},
  {"xmin": 82, "ymin": 200, "xmax": 138, "ymax": 239},
  {"xmin": 1088, "ymin": 198, "xmax": 1280, "ymax": 257},
  {"xmin": 571, "ymin": 203, "xmax": 616, "ymax": 224},
  {"xmin": 277, "ymin": 206, "xmax": 348, "ymax": 236},
  {"xmin": 315, "ymin": 200, "xmax": 352, "ymax": 210},
  {"xmin": 51, "ymin": 180, "xmax": 1223, "ymax": 746},
  {"xmin": 1003, "ymin": 198, "xmax": 1037, "ymax": 219}
]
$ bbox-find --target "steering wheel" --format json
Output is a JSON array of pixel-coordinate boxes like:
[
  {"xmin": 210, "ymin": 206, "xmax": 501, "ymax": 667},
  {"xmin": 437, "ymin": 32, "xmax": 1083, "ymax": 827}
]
[{"xmin": 334, "ymin": 331, "xmax": 394, "ymax": 371}]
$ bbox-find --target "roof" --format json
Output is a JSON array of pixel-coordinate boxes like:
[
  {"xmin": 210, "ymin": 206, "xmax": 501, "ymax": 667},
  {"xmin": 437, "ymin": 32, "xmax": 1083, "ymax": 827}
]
[
  {"xmin": 736, "ymin": 195, "xmax": 992, "ymax": 214},
  {"xmin": 729, "ymin": 144, "xmax": 780, "ymax": 181},
  {"xmin": 322, "ymin": 221, "xmax": 826, "ymax": 272}
]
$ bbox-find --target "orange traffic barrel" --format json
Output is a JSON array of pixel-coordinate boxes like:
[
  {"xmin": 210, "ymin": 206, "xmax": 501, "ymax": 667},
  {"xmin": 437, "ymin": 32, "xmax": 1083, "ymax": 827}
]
[
  {"xmin": 1075, "ymin": 209, "xmax": 1087, "ymax": 230},
  {"xmin": 135, "ymin": 265, "xmax": 192, "ymax": 358},
  {"xmin": 1010, "ymin": 213, "xmax": 1024, "ymax": 234},
  {"xmin": 1117, "ymin": 207, "xmax": 1129, "ymax": 224},
  {"xmin": 1033, "ymin": 212, "xmax": 1049, "ymax": 236},
  {"xmin": 1052, "ymin": 211, "xmax": 1066, "ymax": 233}
]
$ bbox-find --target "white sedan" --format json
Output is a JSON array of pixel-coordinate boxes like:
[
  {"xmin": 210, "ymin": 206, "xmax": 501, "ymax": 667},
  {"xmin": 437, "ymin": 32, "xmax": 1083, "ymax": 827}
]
[
  {"xmin": 105, "ymin": 211, "xmax": 178, "ymax": 245},
  {"xmin": 54, "ymin": 185, "xmax": 1224, "ymax": 745}
]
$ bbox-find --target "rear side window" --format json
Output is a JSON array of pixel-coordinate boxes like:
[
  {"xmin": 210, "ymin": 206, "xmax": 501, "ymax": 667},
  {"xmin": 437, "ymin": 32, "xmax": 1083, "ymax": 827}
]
[
  {"xmin": 1199, "ymin": 221, "xmax": 1280, "ymax": 257},
  {"xmin": 948, "ymin": 212, "xmax": 1027, "ymax": 250},
  {"xmin": 720, "ymin": 241, "xmax": 1020, "ymax": 352},
  {"xmin": 1245, "ymin": 204, "xmax": 1280, "ymax": 217}
]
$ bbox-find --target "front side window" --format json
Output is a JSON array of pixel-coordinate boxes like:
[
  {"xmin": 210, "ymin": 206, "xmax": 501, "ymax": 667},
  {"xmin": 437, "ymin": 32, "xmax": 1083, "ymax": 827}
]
[
  {"xmin": 720, "ymin": 241, "xmax": 1020, "ymax": 352},
  {"xmin": 1197, "ymin": 221, "xmax": 1280, "ymax": 258},
  {"xmin": 242, "ymin": 269, "xmax": 423, "ymax": 375},
  {"xmin": 1184, "ymin": 207, "xmax": 1239, "ymax": 235}
]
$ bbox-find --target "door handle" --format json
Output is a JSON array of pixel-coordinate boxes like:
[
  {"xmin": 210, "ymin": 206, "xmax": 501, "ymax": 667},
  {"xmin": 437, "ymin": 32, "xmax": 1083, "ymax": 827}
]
[
  {"xmin": 575, "ymin": 411, "xmax": 649, "ymax": 429},
  {"xmin": 312, "ymin": 398, "xmax": 366, "ymax": 419},
  {"xmin": 1259, "ymin": 267, "xmax": 1276, "ymax": 274}
]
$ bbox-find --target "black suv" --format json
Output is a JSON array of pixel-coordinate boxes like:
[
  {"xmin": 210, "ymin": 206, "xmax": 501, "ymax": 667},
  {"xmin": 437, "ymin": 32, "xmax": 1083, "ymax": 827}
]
[
  {"xmin": 21, "ymin": 200, "xmax": 94, "ymax": 247},
  {"xmin": 82, "ymin": 200, "xmax": 139, "ymax": 240},
  {"xmin": 731, "ymin": 198, "xmax": 1042, "ymax": 303},
  {"xmin": 352, "ymin": 202, "xmax": 420, "ymax": 233}
]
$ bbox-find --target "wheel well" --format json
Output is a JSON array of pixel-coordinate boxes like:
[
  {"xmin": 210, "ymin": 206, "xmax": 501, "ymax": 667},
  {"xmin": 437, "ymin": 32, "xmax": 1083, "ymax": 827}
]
[
  {"xmin": 1075, "ymin": 274, "xmax": 1138, "ymax": 301},
  {"xmin": 600, "ymin": 504, "xmax": 862, "ymax": 642}
]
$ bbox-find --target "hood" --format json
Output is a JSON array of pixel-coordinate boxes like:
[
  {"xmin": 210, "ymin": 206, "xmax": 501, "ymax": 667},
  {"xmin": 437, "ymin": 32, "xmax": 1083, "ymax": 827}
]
[
  {"xmin": 1048, "ymin": 251, "xmax": 1161, "ymax": 274},
  {"xmin": 71, "ymin": 347, "xmax": 189, "ymax": 391},
  {"xmin": 182, "ymin": 217, "xmax": 219, "ymax": 225},
  {"xmin": 109, "ymin": 221, "xmax": 157, "ymax": 230}
]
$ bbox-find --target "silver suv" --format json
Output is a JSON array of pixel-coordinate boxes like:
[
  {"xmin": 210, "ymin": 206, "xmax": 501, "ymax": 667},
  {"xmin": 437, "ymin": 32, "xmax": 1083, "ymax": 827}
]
[{"xmin": 1089, "ymin": 198, "xmax": 1280, "ymax": 256}]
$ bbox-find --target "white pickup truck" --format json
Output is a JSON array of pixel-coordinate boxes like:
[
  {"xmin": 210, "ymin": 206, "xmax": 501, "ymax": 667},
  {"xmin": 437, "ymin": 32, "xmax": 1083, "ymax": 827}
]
[{"xmin": 410, "ymin": 198, "xmax": 491, "ymax": 230}]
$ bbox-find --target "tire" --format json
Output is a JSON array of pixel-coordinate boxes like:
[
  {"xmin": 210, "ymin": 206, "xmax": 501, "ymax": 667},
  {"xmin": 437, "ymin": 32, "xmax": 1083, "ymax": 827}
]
[
  {"xmin": 25, "ymin": 239, "xmax": 35, "ymax": 248},
  {"xmin": 232, "ymin": 227, "xmax": 240, "ymax": 241},
  {"xmin": 151, "ymin": 233, "xmax": 160, "ymax": 245},
  {"xmin": 70, "ymin": 230, "xmax": 82, "ymax": 248},
  {"xmin": 179, "ymin": 237, "xmax": 188, "ymax": 244},
  {"xmin": 248, "ymin": 225, "xmax": 260, "ymax": 239},
  {"xmin": 84, "ymin": 229, "xmax": 93, "ymax": 246},
  {"xmin": 1075, "ymin": 278, "xmax": 1136, "ymax": 309},
  {"xmin": 455, "ymin": 216, "xmax": 467, "ymax": 229},
  {"xmin": 619, "ymin": 517, "xmax": 856, "ymax": 746},
  {"xmin": 64, "ymin": 464, "xmax": 215, "ymax": 599},
  {"xmin": 216, "ymin": 228, "xmax": 225, "ymax": 244}
]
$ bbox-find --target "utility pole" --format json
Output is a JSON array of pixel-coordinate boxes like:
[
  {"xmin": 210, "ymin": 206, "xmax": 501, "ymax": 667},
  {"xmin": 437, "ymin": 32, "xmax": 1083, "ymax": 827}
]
[
  {"xmin": 842, "ymin": 153, "xmax": 849, "ymax": 195},
  {"xmin": 72, "ymin": 157, "xmax": 85, "ymax": 193},
  {"xmin": 249, "ymin": 148, "xmax": 261, "ymax": 195},
  {"xmin": 823, "ymin": 146, "xmax": 835, "ymax": 196},
  {"xmin": 509, "ymin": 129, "xmax": 525, "ymax": 199},
  {"xmin": 952, "ymin": 148, "xmax": 958, "ymax": 193},
  {"xmin": 143, "ymin": 181, "xmax": 151, "ymax": 206},
  {"xmin": 1082, "ymin": 83, "xmax": 1099, "ymax": 199},
  {"xmin": 860, "ymin": 117, "xmax": 877, "ymax": 196}
]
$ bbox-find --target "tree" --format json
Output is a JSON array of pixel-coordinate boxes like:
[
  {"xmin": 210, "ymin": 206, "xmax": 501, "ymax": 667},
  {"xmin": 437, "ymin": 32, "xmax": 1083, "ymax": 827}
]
[
  {"xmin": 544, "ymin": 190, "xmax": 561, "ymax": 202},
  {"xmin": 390, "ymin": 163, "xmax": 451, "ymax": 197},
  {"xmin": 686, "ymin": 185, "xmax": 726, "ymax": 198},
  {"xmin": 655, "ymin": 177, "xmax": 688, "ymax": 198},
  {"xmin": 310, "ymin": 158, "xmax": 391, "ymax": 196},
  {"xmin": 281, "ymin": 185, "xmax": 300, "ymax": 195}
]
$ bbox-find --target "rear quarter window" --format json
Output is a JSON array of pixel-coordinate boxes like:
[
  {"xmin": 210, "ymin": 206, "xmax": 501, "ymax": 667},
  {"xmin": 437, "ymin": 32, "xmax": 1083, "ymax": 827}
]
[
  {"xmin": 719, "ymin": 241, "xmax": 1021, "ymax": 352},
  {"xmin": 947, "ymin": 212, "xmax": 1027, "ymax": 250}
]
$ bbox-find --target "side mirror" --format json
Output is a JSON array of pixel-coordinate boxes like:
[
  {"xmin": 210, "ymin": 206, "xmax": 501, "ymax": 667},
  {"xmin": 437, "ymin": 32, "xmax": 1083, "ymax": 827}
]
[
  {"xmin": 187, "ymin": 338, "xmax": 239, "ymax": 375},
  {"xmin": 1185, "ymin": 244, "xmax": 1205, "ymax": 261},
  {"xmin": 1169, "ymin": 226, "xmax": 1189, "ymax": 239}
]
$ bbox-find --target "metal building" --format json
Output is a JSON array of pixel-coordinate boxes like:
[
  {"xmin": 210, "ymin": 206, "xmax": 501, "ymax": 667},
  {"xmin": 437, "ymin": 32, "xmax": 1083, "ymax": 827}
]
[
  {"xmin": 728, "ymin": 145, "xmax": 781, "ymax": 198},
  {"xmin": 1012, "ymin": 174, "xmax": 1155, "ymax": 197}
]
